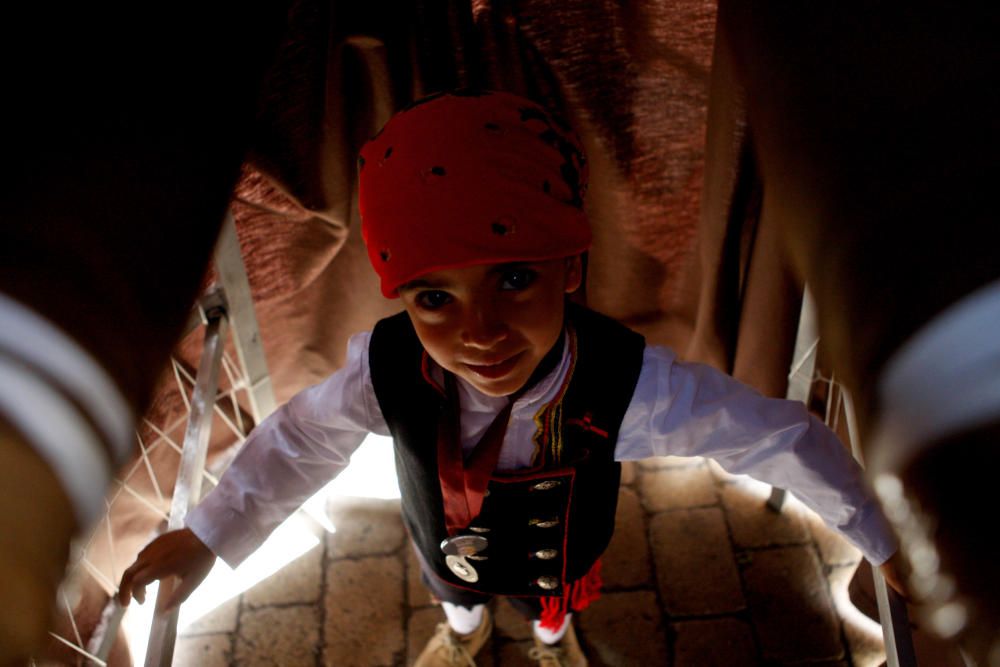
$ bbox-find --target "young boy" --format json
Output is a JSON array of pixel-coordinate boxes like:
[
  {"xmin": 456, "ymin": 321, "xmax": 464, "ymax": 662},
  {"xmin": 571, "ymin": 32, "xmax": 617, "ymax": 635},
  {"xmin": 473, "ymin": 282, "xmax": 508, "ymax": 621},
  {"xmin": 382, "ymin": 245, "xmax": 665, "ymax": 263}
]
[{"xmin": 118, "ymin": 90, "xmax": 901, "ymax": 666}]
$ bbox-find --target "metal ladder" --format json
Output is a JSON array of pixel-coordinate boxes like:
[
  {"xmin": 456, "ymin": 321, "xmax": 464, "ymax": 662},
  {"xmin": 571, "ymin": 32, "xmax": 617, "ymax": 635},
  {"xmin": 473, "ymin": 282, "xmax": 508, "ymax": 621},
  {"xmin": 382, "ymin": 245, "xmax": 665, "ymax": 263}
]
[
  {"xmin": 75, "ymin": 211, "xmax": 277, "ymax": 666},
  {"xmin": 768, "ymin": 288, "xmax": 917, "ymax": 667}
]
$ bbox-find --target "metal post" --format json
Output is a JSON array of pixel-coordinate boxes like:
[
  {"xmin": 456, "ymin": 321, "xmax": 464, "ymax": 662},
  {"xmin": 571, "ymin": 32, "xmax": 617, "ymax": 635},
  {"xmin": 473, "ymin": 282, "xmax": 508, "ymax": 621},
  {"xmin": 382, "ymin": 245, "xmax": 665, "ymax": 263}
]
[
  {"xmin": 143, "ymin": 296, "xmax": 228, "ymax": 667},
  {"xmin": 768, "ymin": 288, "xmax": 821, "ymax": 512},
  {"xmin": 842, "ymin": 390, "xmax": 917, "ymax": 667},
  {"xmin": 213, "ymin": 211, "xmax": 277, "ymax": 423}
]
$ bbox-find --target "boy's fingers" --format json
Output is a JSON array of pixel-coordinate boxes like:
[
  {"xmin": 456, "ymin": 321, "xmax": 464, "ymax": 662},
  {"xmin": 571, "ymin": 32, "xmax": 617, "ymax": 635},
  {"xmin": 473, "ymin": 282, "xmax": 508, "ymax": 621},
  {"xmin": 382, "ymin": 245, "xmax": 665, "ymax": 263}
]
[
  {"xmin": 119, "ymin": 561, "xmax": 160, "ymax": 605},
  {"xmin": 879, "ymin": 555, "xmax": 911, "ymax": 601},
  {"xmin": 116, "ymin": 530, "xmax": 214, "ymax": 608},
  {"xmin": 117, "ymin": 563, "xmax": 142, "ymax": 606},
  {"xmin": 162, "ymin": 574, "xmax": 202, "ymax": 612},
  {"xmin": 133, "ymin": 583, "xmax": 147, "ymax": 606}
]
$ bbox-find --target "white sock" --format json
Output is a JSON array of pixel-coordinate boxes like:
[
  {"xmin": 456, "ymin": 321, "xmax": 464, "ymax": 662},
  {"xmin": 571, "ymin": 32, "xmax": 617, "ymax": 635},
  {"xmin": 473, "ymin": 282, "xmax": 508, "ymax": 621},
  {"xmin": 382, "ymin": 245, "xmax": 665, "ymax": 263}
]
[
  {"xmin": 533, "ymin": 613, "xmax": 572, "ymax": 644},
  {"xmin": 441, "ymin": 602, "xmax": 485, "ymax": 635}
]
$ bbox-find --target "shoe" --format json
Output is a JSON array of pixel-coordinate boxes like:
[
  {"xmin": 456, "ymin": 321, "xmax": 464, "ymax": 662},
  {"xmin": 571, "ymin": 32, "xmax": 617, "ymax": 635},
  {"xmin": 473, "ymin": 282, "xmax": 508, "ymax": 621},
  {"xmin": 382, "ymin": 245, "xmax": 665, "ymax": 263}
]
[
  {"xmin": 528, "ymin": 622, "xmax": 587, "ymax": 667},
  {"xmin": 413, "ymin": 607, "xmax": 493, "ymax": 666}
]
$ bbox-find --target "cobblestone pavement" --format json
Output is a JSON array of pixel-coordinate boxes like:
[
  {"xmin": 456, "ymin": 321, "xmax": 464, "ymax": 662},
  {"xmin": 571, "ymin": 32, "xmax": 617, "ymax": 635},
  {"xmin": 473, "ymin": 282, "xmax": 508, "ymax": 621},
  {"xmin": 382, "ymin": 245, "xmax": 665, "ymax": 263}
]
[{"xmin": 172, "ymin": 458, "xmax": 892, "ymax": 666}]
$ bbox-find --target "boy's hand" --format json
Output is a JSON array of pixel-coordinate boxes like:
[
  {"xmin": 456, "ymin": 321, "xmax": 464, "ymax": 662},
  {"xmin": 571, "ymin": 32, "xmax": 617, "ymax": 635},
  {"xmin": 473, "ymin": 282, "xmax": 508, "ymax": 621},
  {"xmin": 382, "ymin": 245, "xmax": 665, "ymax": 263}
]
[
  {"xmin": 117, "ymin": 528, "xmax": 215, "ymax": 611},
  {"xmin": 879, "ymin": 551, "xmax": 910, "ymax": 600}
]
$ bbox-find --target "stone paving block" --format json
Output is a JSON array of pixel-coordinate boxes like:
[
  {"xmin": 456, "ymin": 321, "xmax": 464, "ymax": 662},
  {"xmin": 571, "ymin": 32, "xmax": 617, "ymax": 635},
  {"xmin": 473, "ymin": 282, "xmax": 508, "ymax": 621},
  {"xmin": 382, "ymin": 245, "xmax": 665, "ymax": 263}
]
[
  {"xmin": 494, "ymin": 598, "xmax": 534, "ymax": 641},
  {"xmin": 235, "ymin": 605, "xmax": 320, "ymax": 666},
  {"xmin": 407, "ymin": 606, "xmax": 441, "ymax": 662},
  {"xmin": 840, "ymin": 611, "xmax": 886, "ymax": 667},
  {"xmin": 497, "ymin": 639, "xmax": 536, "ymax": 666},
  {"xmin": 323, "ymin": 555, "xmax": 405, "ymax": 666},
  {"xmin": 638, "ymin": 463, "xmax": 717, "ymax": 512},
  {"xmin": 243, "ymin": 543, "xmax": 324, "ymax": 607},
  {"xmin": 845, "ymin": 559, "xmax": 880, "ymax": 621},
  {"xmin": 326, "ymin": 497, "xmax": 405, "ymax": 558},
  {"xmin": 827, "ymin": 559, "xmax": 865, "ymax": 609},
  {"xmin": 706, "ymin": 457, "xmax": 748, "ymax": 484},
  {"xmin": 602, "ymin": 487, "xmax": 652, "ymax": 589},
  {"xmin": 650, "ymin": 508, "xmax": 745, "ymax": 615},
  {"xmin": 620, "ymin": 460, "xmax": 637, "ymax": 486},
  {"xmin": 743, "ymin": 545, "xmax": 843, "ymax": 662},
  {"xmin": 578, "ymin": 591, "xmax": 668, "ymax": 666},
  {"xmin": 719, "ymin": 479, "xmax": 810, "ymax": 549},
  {"xmin": 826, "ymin": 561, "xmax": 885, "ymax": 667},
  {"xmin": 805, "ymin": 509, "xmax": 862, "ymax": 566},
  {"xmin": 850, "ymin": 558, "xmax": 965, "ymax": 667},
  {"xmin": 179, "ymin": 594, "xmax": 240, "ymax": 635},
  {"xmin": 638, "ymin": 455, "xmax": 704, "ymax": 471},
  {"xmin": 173, "ymin": 633, "xmax": 231, "ymax": 667},
  {"xmin": 672, "ymin": 617, "xmax": 758, "ymax": 667},
  {"xmin": 405, "ymin": 545, "xmax": 435, "ymax": 608}
]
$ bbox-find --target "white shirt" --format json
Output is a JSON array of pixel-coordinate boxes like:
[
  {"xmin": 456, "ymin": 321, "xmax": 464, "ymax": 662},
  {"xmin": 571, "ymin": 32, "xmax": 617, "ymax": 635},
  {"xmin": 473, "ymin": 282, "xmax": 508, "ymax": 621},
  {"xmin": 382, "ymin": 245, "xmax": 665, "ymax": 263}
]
[{"xmin": 187, "ymin": 331, "xmax": 898, "ymax": 567}]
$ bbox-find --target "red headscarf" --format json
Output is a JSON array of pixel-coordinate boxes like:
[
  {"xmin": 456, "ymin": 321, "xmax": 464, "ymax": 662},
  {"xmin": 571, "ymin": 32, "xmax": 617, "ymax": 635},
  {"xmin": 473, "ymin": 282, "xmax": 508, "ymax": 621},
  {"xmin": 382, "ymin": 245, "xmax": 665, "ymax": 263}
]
[{"xmin": 358, "ymin": 90, "xmax": 591, "ymax": 298}]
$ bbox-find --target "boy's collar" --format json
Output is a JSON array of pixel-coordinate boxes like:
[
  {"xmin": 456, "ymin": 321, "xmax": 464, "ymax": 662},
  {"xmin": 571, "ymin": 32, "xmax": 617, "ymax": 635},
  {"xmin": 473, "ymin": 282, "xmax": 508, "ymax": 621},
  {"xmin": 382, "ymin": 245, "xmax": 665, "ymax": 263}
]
[{"xmin": 522, "ymin": 330, "xmax": 566, "ymax": 395}]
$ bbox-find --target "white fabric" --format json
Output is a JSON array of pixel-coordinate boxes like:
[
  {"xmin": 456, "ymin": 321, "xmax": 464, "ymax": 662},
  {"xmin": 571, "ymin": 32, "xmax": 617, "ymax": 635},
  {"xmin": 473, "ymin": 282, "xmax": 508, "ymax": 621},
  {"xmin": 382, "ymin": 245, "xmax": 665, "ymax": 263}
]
[
  {"xmin": 0, "ymin": 356, "xmax": 111, "ymax": 525},
  {"xmin": 0, "ymin": 293, "xmax": 135, "ymax": 526},
  {"xmin": 188, "ymin": 328, "xmax": 898, "ymax": 567},
  {"xmin": 870, "ymin": 277, "xmax": 1000, "ymax": 475},
  {"xmin": 533, "ymin": 614, "xmax": 571, "ymax": 644},
  {"xmin": 0, "ymin": 292, "xmax": 133, "ymax": 464},
  {"xmin": 442, "ymin": 602, "xmax": 486, "ymax": 635}
]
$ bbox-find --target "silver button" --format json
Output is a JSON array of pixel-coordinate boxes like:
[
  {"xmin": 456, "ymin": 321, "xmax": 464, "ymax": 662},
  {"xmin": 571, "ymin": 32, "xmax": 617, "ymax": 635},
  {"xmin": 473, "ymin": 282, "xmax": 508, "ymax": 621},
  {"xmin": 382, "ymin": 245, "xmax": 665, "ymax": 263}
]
[
  {"xmin": 535, "ymin": 576, "xmax": 559, "ymax": 590},
  {"xmin": 530, "ymin": 480, "xmax": 562, "ymax": 491},
  {"xmin": 529, "ymin": 518, "xmax": 560, "ymax": 528},
  {"xmin": 534, "ymin": 549, "xmax": 558, "ymax": 560},
  {"xmin": 440, "ymin": 534, "xmax": 488, "ymax": 556},
  {"xmin": 469, "ymin": 526, "xmax": 491, "ymax": 534},
  {"xmin": 446, "ymin": 554, "xmax": 479, "ymax": 583}
]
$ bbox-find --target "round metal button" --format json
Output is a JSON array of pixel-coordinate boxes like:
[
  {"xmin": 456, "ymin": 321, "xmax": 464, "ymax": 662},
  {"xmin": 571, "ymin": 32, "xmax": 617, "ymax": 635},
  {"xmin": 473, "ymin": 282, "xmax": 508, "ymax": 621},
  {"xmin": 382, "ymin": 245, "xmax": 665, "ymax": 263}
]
[
  {"xmin": 440, "ymin": 534, "xmax": 489, "ymax": 556},
  {"xmin": 530, "ymin": 480, "xmax": 562, "ymax": 491},
  {"xmin": 446, "ymin": 555, "xmax": 479, "ymax": 583},
  {"xmin": 535, "ymin": 576, "xmax": 559, "ymax": 590},
  {"xmin": 534, "ymin": 549, "xmax": 558, "ymax": 560},
  {"xmin": 529, "ymin": 518, "xmax": 560, "ymax": 528}
]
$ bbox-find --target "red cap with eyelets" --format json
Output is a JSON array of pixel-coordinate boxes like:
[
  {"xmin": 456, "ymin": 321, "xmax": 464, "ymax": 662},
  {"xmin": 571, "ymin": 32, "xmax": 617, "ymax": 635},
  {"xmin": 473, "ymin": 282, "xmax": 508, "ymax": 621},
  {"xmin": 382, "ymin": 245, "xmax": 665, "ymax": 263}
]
[{"xmin": 358, "ymin": 89, "xmax": 591, "ymax": 298}]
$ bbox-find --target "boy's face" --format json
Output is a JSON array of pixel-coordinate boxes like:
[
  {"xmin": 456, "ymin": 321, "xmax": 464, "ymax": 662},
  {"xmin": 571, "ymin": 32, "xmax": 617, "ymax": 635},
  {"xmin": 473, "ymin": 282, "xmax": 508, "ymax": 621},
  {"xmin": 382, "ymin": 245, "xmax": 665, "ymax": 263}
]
[{"xmin": 398, "ymin": 256, "xmax": 583, "ymax": 397}]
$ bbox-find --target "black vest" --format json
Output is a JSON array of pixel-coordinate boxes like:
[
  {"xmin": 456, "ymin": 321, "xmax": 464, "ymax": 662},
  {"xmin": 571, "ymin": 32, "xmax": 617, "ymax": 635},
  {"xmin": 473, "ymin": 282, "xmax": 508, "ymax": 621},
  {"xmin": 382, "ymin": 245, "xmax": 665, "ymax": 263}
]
[{"xmin": 369, "ymin": 303, "xmax": 644, "ymax": 598}]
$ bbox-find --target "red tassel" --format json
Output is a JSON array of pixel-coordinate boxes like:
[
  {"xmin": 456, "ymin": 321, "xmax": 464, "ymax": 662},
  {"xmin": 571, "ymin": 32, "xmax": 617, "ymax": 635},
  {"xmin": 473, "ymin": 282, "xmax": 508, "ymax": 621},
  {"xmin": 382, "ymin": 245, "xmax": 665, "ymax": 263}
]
[{"xmin": 538, "ymin": 560, "xmax": 603, "ymax": 631}]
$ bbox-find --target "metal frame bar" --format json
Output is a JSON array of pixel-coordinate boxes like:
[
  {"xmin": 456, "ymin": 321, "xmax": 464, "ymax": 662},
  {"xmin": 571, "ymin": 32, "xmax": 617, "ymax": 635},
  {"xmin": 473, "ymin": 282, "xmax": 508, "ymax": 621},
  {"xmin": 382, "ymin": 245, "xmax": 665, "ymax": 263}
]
[
  {"xmin": 144, "ymin": 299, "xmax": 228, "ymax": 667},
  {"xmin": 769, "ymin": 286, "xmax": 916, "ymax": 665},
  {"xmin": 767, "ymin": 289, "xmax": 820, "ymax": 512},
  {"xmin": 213, "ymin": 211, "xmax": 276, "ymax": 423},
  {"xmin": 843, "ymin": 391, "xmax": 918, "ymax": 667}
]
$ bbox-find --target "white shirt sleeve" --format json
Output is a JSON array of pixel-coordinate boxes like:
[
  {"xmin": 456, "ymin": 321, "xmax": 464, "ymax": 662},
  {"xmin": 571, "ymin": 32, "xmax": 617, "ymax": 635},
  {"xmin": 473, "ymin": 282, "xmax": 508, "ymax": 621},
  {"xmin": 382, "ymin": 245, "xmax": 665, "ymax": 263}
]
[
  {"xmin": 186, "ymin": 331, "xmax": 389, "ymax": 567},
  {"xmin": 616, "ymin": 345, "xmax": 898, "ymax": 564}
]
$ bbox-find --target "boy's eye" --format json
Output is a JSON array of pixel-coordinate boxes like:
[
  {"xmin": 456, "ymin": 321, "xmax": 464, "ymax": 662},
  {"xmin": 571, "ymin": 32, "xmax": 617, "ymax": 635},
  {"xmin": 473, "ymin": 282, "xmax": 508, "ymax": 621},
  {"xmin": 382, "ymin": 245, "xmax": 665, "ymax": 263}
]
[
  {"xmin": 415, "ymin": 290, "xmax": 453, "ymax": 310},
  {"xmin": 499, "ymin": 269, "xmax": 537, "ymax": 291}
]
